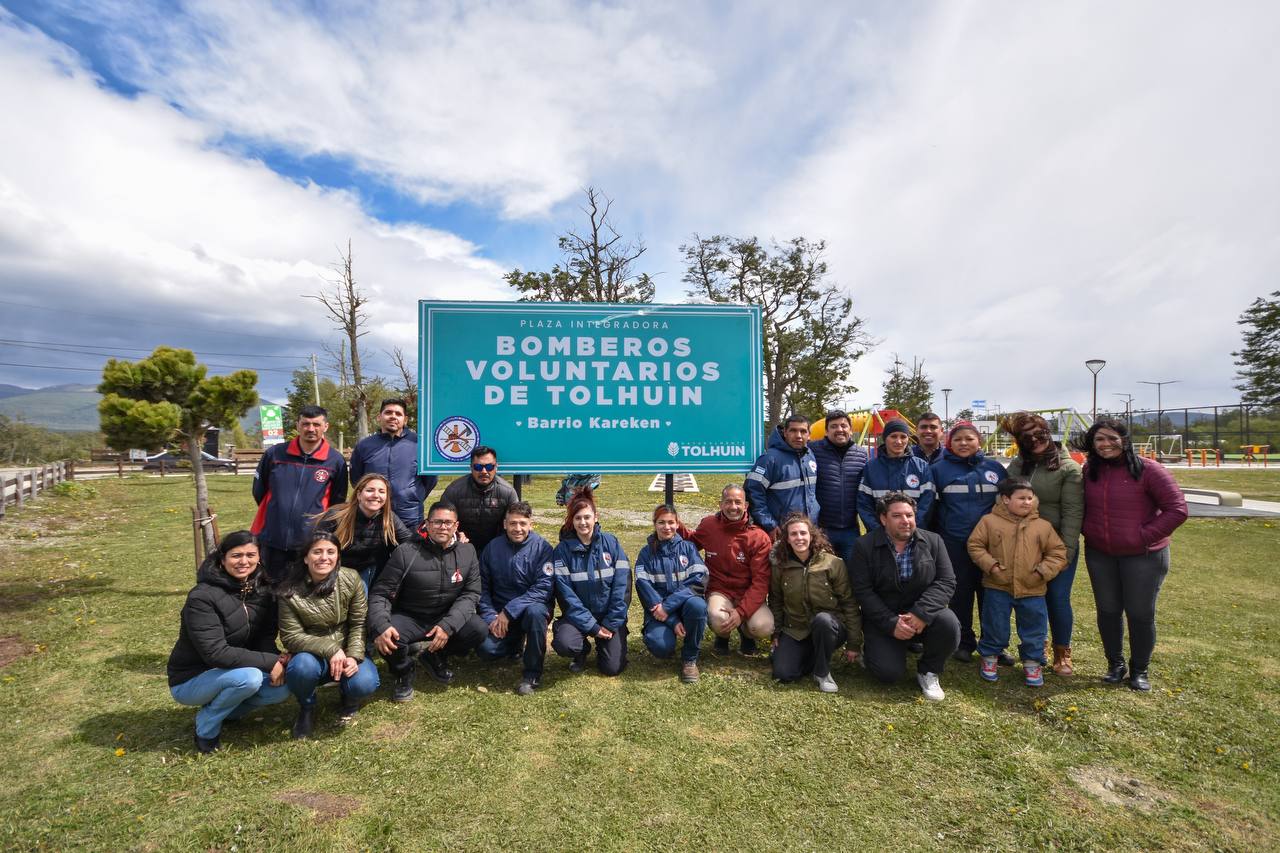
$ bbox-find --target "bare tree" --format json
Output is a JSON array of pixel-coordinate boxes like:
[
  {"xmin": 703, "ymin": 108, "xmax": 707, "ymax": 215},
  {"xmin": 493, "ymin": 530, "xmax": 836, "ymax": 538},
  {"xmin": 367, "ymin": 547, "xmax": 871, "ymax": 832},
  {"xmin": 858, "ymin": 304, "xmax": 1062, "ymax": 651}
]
[
  {"xmin": 505, "ymin": 187, "xmax": 654, "ymax": 303},
  {"xmin": 389, "ymin": 345, "xmax": 418, "ymax": 430},
  {"xmin": 306, "ymin": 240, "xmax": 371, "ymax": 439}
]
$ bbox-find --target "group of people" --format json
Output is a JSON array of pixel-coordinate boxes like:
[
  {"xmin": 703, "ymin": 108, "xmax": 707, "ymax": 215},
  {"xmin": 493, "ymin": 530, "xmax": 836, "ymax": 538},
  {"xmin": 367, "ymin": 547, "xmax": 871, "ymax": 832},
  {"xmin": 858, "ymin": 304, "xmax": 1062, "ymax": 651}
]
[{"xmin": 168, "ymin": 400, "xmax": 1188, "ymax": 753}]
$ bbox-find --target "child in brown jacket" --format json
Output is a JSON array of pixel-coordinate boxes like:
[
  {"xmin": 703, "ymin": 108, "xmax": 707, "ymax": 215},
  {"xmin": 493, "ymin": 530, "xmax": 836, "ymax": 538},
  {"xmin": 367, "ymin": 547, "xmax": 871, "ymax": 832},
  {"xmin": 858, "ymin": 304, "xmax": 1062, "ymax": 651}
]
[{"xmin": 967, "ymin": 477, "xmax": 1067, "ymax": 686}]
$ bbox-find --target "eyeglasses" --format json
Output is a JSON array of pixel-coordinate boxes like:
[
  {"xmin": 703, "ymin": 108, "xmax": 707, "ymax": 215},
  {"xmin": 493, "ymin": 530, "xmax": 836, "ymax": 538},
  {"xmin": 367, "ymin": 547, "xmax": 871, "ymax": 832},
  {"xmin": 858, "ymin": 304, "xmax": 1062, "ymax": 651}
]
[
  {"xmin": 472, "ymin": 463, "xmax": 496, "ymax": 472},
  {"xmin": 427, "ymin": 519, "xmax": 457, "ymax": 527},
  {"xmin": 1021, "ymin": 429, "xmax": 1051, "ymax": 440}
]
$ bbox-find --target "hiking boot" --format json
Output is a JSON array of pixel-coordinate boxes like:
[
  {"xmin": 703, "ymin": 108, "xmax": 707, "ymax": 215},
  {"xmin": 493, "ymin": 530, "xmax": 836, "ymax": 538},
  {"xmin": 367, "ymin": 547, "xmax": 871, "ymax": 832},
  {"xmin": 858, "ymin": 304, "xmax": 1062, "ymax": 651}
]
[
  {"xmin": 813, "ymin": 672, "xmax": 838, "ymax": 693},
  {"xmin": 979, "ymin": 655, "xmax": 999, "ymax": 682},
  {"xmin": 516, "ymin": 677, "xmax": 540, "ymax": 696},
  {"xmin": 291, "ymin": 705, "xmax": 315, "ymax": 740},
  {"xmin": 1023, "ymin": 660, "xmax": 1044, "ymax": 687},
  {"xmin": 712, "ymin": 636, "xmax": 730, "ymax": 656},
  {"xmin": 420, "ymin": 651, "xmax": 454, "ymax": 685},
  {"xmin": 391, "ymin": 669, "xmax": 415, "ymax": 702},
  {"xmin": 337, "ymin": 700, "xmax": 360, "ymax": 724},
  {"xmin": 1128, "ymin": 670, "xmax": 1151, "ymax": 692},
  {"xmin": 194, "ymin": 731, "xmax": 221, "ymax": 754},
  {"xmin": 916, "ymin": 671, "xmax": 945, "ymax": 701},
  {"xmin": 1052, "ymin": 645, "xmax": 1074, "ymax": 676},
  {"xmin": 680, "ymin": 661, "xmax": 700, "ymax": 684},
  {"xmin": 1102, "ymin": 660, "xmax": 1128, "ymax": 685}
]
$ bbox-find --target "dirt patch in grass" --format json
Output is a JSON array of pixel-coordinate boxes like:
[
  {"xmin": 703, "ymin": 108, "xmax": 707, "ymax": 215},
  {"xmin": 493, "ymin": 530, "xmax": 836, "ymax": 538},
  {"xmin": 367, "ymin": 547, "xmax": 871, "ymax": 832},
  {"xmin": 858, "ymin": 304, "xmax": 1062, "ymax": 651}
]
[
  {"xmin": 273, "ymin": 791, "xmax": 361, "ymax": 822},
  {"xmin": 0, "ymin": 634, "xmax": 31, "ymax": 667},
  {"xmin": 687, "ymin": 723, "xmax": 749, "ymax": 746},
  {"xmin": 1068, "ymin": 767, "xmax": 1171, "ymax": 813}
]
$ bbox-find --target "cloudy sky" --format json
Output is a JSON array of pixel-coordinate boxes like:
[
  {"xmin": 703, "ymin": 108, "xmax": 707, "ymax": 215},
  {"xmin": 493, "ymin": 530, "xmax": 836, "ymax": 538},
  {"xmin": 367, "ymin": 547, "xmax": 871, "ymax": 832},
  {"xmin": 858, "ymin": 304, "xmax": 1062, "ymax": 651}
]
[{"xmin": 1, "ymin": 1, "xmax": 1277, "ymax": 420}]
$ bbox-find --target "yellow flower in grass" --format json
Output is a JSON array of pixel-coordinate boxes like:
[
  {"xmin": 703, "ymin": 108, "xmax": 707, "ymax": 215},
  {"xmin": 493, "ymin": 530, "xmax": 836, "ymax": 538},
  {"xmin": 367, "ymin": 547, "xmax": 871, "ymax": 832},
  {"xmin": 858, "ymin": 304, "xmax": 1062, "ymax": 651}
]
[{"xmin": 114, "ymin": 748, "xmax": 126, "ymax": 757}]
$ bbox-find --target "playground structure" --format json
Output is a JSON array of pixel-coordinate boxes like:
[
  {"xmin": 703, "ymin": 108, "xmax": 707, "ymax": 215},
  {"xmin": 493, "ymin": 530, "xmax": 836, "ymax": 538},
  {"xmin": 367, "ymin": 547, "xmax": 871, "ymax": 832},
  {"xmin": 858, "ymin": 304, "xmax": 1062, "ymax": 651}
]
[{"xmin": 1134, "ymin": 434, "xmax": 1184, "ymax": 463}]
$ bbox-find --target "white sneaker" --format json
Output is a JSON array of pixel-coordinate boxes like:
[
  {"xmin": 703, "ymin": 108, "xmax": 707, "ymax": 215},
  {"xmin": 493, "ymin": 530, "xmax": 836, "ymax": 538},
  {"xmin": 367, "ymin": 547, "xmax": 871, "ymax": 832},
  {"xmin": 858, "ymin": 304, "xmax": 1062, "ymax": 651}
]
[
  {"xmin": 917, "ymin": 671, "xmax": 945, "ymax": 701},
  {"xmin": 813, "ymin": 673, "xmax": 838, "ymax": 693}
]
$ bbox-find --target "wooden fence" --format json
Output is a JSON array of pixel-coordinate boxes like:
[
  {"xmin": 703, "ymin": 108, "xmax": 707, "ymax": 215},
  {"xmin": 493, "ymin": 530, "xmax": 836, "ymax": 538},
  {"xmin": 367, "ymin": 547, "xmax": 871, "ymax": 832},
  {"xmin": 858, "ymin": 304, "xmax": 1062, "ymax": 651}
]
[{"xmin": 0, "ymin": 461, "xmax": 72, "ymax": 519}]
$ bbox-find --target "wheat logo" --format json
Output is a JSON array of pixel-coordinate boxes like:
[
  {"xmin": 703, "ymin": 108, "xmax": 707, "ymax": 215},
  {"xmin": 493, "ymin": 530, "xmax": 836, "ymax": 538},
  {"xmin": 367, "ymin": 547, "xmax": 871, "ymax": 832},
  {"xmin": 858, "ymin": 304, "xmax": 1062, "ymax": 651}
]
[{"xmin": 666, "ymin": 441, "xmax": 679, "ymax": 457}]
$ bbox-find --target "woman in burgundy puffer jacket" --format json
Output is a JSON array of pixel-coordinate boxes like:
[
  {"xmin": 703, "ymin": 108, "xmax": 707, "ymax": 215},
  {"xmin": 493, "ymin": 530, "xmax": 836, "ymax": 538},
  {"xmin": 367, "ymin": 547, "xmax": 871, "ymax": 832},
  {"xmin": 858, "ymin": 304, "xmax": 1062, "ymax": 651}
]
[{"xmin": 1074, "ymin": 419, "xmax": 1187, "ymax": 691}]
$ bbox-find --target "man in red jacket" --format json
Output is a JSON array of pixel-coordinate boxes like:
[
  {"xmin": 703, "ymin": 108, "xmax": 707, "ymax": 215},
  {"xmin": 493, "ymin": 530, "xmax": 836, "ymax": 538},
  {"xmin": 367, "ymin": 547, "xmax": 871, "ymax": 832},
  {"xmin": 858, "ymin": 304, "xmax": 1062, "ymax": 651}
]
[{"xmin": 685, "ymin": 484, "xmax": 774, "ymax": 655}]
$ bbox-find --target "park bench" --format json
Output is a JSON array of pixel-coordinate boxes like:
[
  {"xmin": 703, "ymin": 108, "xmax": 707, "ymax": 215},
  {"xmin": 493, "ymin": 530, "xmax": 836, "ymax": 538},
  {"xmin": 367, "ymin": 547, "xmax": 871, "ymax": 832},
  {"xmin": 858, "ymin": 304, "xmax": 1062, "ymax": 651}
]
[{"xmin": 1180, "ymin": 488, "xmax": 1243, "ymax": 507}]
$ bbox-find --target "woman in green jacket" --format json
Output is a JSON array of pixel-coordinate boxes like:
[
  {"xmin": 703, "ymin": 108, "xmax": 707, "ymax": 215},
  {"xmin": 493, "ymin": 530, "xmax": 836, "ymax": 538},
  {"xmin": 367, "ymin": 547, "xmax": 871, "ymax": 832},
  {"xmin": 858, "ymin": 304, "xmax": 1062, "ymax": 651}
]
[
  {"xmin": 279, "ymin": 531, "xmax": 379, "ymax": 739},
  {"xmin": 769, "ymin": 513, "xmax": 862, "ymax": 693},
  {"xmin": 1002, "ymin": 413, "xmax": 1084, "ymax": 675}
]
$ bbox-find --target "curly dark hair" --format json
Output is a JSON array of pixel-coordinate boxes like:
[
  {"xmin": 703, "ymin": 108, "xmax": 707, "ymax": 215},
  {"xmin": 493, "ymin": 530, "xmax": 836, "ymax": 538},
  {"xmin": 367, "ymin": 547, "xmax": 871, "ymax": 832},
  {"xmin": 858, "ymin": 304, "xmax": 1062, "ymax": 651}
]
[{"xmin": 769, "ymin": 512, "xmax": 833, "ymax": 566}]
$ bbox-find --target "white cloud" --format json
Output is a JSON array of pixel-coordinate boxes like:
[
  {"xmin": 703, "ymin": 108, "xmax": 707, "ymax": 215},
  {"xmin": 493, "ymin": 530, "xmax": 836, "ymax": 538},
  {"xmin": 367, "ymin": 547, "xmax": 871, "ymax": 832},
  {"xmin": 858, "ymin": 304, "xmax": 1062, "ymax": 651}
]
[
  {"xmin": 0, "ymin": 15, "xmax": 509, "ymax": 396},
  {"xmin": 762, "ymin": 2, "xmax": 1280, "ymax": 415}
]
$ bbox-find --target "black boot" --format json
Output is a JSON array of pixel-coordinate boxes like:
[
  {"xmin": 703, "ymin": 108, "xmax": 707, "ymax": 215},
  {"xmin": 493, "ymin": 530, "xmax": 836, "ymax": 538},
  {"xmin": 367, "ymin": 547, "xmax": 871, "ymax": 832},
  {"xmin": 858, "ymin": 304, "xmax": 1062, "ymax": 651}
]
[
  {"xmin": 291, "ymin": 705, "xmax": 315, "ymax": 740},
  {"xmin": 569, "ymin": 639, "xmax": 590, "ymax": 673},
  {"xmin": 193, "ymin": 730, "xmax": 221, "ymax": 754},
  {"xmin": 1101, "ymin": 660, "xmax": 1128, "ymax": 684},
  {"xmin": 337, "ymin": 699, "xmax": 360, "ymax": 723},
  {"xmin": 1128, "ymin": 670, "xmax": 1151, "ymax": 692},
  {"xmin": 712, "ymin": 636, "xmax": 730, "ymax": 656},
  {"xmin": 420, "ymin": 651, "xmax": 454, "ymax": 684},
  {"xmin": 391, "ymin": 667, "xmax": 415, "ymax": 702}
]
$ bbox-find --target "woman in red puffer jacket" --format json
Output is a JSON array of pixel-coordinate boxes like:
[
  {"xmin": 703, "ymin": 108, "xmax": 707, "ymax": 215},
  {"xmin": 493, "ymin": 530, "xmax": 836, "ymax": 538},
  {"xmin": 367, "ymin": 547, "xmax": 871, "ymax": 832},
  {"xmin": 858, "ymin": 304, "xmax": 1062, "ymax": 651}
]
[{"xmin": 1074, "ymin": 419, "xmax": 1187, "ymax": 692}]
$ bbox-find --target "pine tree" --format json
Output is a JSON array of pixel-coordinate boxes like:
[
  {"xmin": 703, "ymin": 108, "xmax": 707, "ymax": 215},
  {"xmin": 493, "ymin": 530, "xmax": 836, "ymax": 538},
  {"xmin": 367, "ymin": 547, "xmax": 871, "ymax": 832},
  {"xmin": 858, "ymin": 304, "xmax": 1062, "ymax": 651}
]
[{"xmin": 1233, "ymin": 291, "xmax": 1280, "ymax": 405}]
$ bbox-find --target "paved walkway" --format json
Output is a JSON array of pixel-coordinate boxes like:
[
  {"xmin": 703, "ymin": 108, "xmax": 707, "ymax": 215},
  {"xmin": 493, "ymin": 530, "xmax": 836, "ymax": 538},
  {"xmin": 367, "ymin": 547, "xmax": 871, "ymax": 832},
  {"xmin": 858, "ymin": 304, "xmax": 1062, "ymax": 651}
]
[{"xmin": 1183, "ymin": 491, "xmax": 1280, "ymax": 518}]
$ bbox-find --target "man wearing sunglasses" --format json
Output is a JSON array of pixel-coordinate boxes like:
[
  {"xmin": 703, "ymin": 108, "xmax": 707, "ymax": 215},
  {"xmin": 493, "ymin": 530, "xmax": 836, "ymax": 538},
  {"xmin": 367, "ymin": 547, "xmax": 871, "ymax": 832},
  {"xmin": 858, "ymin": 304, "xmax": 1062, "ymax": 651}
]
[{"xmin": 441, "ymin": 445, "xmax": 518, "ymax": 553}]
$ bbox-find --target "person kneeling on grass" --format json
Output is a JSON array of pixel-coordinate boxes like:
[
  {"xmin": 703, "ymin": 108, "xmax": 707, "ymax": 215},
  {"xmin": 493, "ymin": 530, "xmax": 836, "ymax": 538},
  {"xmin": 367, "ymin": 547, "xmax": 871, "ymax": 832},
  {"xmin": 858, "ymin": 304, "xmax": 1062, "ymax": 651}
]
[
  {"xmin": 769, "ymin": 513, "xmax": 861, "ymax": 693},
  {"xmin": 635, "ymin": 504, "xmax": 709, "ymax": 684},
  {"xmin": 967, "ymin": 477, "xmax": 1067, "ymax": 687},
  {"xmin": 848, "ymin": 493, "xmax": 959, "ymax": 701},
  {"xmin": 551, "ymin": 488, "xmax": 632, "ymax": 676},
  {"xmin": 476, "ymin": 501, "xmax": 556, "ymax": 696},
  {"xmin": 369, "ymin": 501, "xmax": 488, "ymax": 702},
  {"xmin": 168, "ymin": 530, "xmax": 292, "ymax": 753},
  {"xmin": 278, "ymin": 532, "xmax": 379, "ymax": 739}
]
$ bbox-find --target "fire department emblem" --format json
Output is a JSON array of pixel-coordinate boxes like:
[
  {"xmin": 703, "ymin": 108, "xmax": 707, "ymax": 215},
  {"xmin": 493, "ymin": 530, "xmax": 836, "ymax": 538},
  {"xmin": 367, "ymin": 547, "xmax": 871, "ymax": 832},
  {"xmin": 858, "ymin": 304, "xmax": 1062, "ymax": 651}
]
[{"xmin": 435, "ymin": 416, "xmax": 479, "ymax": 461}]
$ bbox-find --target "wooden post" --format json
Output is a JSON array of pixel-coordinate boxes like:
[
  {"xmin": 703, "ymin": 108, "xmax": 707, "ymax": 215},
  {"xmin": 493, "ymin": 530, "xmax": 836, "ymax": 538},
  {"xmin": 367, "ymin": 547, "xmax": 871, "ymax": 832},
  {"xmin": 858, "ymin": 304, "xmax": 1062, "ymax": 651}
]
[
  {"xmin": 117, "ymin": 458, "xmax": 124, "ymax": 479},
  {"xmin": 67, "ymin": 459, "xmax": 76, "ymax": 481},
  {"xmin": 664, "ymin": 473, "xmax": 674, "ymax": 506},
  {"xmin": 16, "ymin": 472, "xmax": 25, "ymax": 508}
]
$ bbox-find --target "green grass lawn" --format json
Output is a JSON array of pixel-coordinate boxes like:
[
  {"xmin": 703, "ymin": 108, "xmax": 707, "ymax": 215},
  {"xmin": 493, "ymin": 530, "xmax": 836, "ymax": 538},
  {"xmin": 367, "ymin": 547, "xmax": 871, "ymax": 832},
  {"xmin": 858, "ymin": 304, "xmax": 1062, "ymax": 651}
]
[
  {"xmin": 1170, "ymin": 468, "xmax": 1280, "ymax": 503},
  {"xmin": 0, "ymin": 473, "xmax": 1276, "ymax": 850}
]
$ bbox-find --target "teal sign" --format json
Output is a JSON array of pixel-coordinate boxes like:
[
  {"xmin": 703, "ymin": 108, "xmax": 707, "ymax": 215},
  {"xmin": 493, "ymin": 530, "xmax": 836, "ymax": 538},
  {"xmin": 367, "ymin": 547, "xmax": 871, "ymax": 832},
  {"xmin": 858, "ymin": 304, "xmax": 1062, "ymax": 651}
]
[{"xmin": 419, "ymin": 301, "xmax": 763, "ymax": 474}]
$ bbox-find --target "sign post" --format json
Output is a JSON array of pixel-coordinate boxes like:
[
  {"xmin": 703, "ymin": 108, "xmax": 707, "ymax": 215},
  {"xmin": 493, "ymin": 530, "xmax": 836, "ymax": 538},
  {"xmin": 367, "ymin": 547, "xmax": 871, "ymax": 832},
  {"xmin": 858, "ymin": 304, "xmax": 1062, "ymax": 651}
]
[
  {"xmin": 259, "ymin": 404, "xmax": 285, "ymax": 447},
  {"xmin": 418, "ymin": 301, "xmax": 763, "ymax": 475}
]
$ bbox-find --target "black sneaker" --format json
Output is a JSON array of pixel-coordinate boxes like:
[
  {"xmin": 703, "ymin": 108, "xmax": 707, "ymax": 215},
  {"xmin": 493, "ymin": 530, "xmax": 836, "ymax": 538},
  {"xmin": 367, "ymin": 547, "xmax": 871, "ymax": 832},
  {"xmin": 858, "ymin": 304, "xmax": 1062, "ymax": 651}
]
[
  {"xmin": 392, "ymin": 669, "xmax": 415, "ymax": 702},
  {"xmin": 337, "ymin": 701, "xmax": 360, "ymax": 724},
  {"xmin": 194, "ymin": 731, "xmax": 221, "ymax": 754},
  {"xmin": 739, "ymin": 636, "xmax": 759, "ymax": 656},
  {"xmin": 420, "ymin": 651, "xmax": 454, "ymax": 684},
  {"xmin": 516, "ymin": 677, "xmax": 540, "ymax": 696},
  {"xmin": 568, "ymin": 651, "xmax": 587, "ymax": 674},
  {"xmin": 952, "ymin": 647, "xmax": 975, "ymax": 663},
  {"xmin": 997, "ymin": 653, "xmax": 1016, "ymax": 667},
  {"xmin": 291, "ymin": 706, "xmax": 315, "ymax": 740},
  {"xmin": 713, "ymin": 636, "xmax": 730, "ymax": 656}
]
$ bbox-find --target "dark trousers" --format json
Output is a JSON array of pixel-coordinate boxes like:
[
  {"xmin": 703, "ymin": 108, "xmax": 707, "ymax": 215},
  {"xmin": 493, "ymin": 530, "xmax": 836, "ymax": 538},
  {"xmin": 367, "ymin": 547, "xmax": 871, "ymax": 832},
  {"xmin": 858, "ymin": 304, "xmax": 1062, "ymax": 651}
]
[
  {"xmin": 261, "ymin": 546, "xmax": 298, "ymax": 584},
  {"xmin": 476, "ymin": 603, "xmax": 551, "ymax": 680},
  {"xmin": 551, "ymin": 619, "xmax": 628, "ymax": 676},
  {"xmin": 772, "ymin": 612, "xmax": 847, "ymax": 681},
  {"xmin": 1085, "ymin": 545, "xmax": 1170, "ymax": 672},
  {"xmin": 944, "ymin": 537, "xmax": 984, "ymax": 652},
  {"xmin": 863, "ymin": 608, "xmax": 961, "ymax": 683},
  {"xmin": 382, "ymin": 612, "xmax": 488, "ymax": 675}
]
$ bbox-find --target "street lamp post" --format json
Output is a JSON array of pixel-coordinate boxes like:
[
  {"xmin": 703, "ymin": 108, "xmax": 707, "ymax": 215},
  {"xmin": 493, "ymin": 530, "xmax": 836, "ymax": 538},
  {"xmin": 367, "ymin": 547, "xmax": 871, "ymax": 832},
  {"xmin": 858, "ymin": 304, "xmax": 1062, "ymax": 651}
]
[
  {"xmin": 1113, "ymin": 392, "xmax": 1134, "ymax": 428},
  {"xmin": 1138, "ymin": 379, "xmax": 1180, "ymax": 446},
  {"xmin": 941, "ymin": 388, "xmax": 953, "ymax": 423},
  {"xmin": 1085, "ymin": 359, "xmax": 1107, "ymax": 421}
]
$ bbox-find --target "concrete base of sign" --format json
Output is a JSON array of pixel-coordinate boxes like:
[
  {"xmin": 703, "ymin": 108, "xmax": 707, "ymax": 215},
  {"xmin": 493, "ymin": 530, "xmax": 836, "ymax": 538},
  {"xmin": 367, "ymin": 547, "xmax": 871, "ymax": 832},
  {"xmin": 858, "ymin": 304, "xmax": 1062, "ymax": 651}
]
[{"xmin": 648, "ymin": 474, "xmax": 699, "ymax": 493}]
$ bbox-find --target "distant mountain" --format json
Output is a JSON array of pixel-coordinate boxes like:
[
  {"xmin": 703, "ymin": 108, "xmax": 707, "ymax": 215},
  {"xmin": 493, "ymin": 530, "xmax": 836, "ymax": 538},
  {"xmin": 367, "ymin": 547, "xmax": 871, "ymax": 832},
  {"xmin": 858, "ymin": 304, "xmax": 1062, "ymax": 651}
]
[{"xmin": 0, "ymin": 384, "xmax": 276, "ymax": 435}]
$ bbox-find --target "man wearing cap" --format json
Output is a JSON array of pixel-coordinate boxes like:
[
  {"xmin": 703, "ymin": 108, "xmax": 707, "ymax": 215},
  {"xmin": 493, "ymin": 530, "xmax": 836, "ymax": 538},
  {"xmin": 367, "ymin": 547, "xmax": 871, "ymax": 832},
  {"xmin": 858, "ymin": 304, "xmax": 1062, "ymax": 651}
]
[
  {"xmin": 911, "ymin": 412, "xmax": 945, "ymax": 464},
  {"xmin": 744, "ymin": 414, "xmax": 820, "ymax": 536},
  {"xmin": 857, "ymin": 419, "xmax": 935, "ymax": 533}
]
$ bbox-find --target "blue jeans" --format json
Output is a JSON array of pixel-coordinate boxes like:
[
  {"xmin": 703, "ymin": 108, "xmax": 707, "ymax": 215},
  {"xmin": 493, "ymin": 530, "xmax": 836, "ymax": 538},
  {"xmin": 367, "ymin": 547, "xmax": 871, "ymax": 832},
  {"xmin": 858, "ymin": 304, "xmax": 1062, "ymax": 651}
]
[
  {"xmin": 285, "ymin": 652, "xmax": 380, "ymax": 708},
  {"xmin": 1045, "ymin": 549, "xmax": 1079, "ymax": 646},
  {"xmin": 477, "ymin": 603, "xmax": 551, "ymax": 680},
  {"xmin": 641, "ymin": 596, "xmax": 709, "ymax": 663},
  {"xmin": 170, "ymin": 667, "xmax": 290, "ymax": 739},
  {"xmin": 977, "ymin": 589, "xmax": 1048, "ymax": 664},
  {"xmin": 823, "ymin": 527, "xmax": 858, "ymax": 566}
]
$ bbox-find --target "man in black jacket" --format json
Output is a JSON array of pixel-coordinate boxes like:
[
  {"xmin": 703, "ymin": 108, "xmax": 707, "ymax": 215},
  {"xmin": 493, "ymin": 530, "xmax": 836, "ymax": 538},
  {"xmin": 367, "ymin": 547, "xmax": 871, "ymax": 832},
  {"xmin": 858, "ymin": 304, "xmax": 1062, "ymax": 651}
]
[
  {"xmin": 440, "ymin": 445, "xmax": 518, "ymax": 554},
  {"xmin": 369, "ymin": 502, "xmax": 488, "ymax": 701},
  {"xmin": 848, "ymin": 492, "xmax": 960, "ymax": 701}
]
